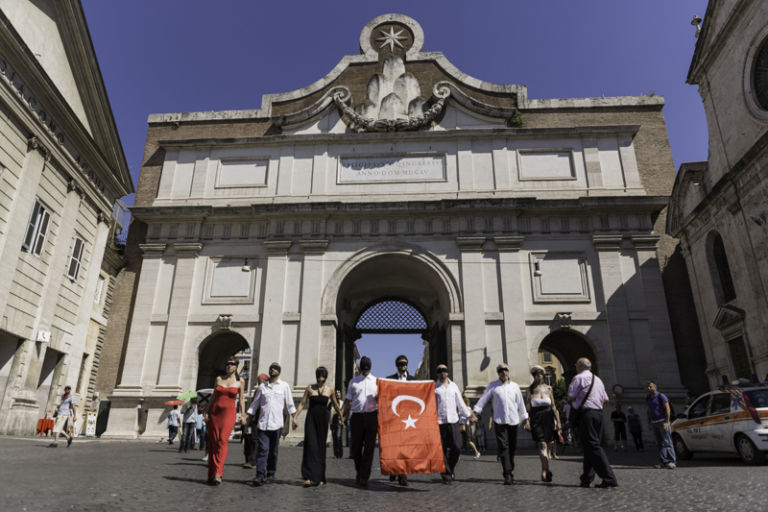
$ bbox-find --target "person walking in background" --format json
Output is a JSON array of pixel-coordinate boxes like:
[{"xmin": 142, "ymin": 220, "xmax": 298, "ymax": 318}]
[
  {"xmin": 526, "ymin": 365, "xmax": 560, "ymax": 482},
  {"xmin": 179, "ymin": 398, "xmax": 197, "ymax": 453},
  {"xmin": 206, "ymin": 356, "xmax": 247, "ymax": 485},
  {"xmin": 243, "ymin": 373, "xmax": 270, "ymax": 469},
  {"xmin": 611, "ymin": 403, "xmax": 627, "ymax": 451},
  {"xmin": 340, "ymin": 356, "xmax": 378, "ymax": 487},
  {"xmin": 50, "ymin": 385, "xmax": 76, "ymax": 448},
  {"xmin": 567, "ymin": 358, "xmax": 617, "ymax": 488},
  {"xmin": 646, "ymin": 380, "xmax": 676, "ymax": 469},
  {"xmin": 167, "ymin": 405, "xmax": 180, "ymax": 445},
  {"xmin": 626, "ymin": 406, "xmax": 643, "ymax": 451},
  {"xmin": 460, "ymin": 395, "xmax": 481, "ymax": 459},
  {"xmin": 292, "ymin": 366, "xmax": 342, "ymax": 487},
  {"xmin": 246, "ymin": 363, "xmax": 296, "ymax": 486},
  {"xmin": 471, "ymin": 363, "xmax": 530, "ymax": 485},
  {"xmin": 434, "ymin": 364, "xmax": 475, "ymax": 484},
  {"xmin": 330, "ymin": 390, "xmax": 344, "ymax": 459},
  {"xmin": 386, "ymin": 354, "xmax": 416, "ymax": 486}
]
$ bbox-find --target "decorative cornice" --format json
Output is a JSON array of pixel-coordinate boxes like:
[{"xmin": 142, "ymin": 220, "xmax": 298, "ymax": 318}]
[
  {"xmin": 138, "ymin": 243, "xmax": 166, "ymax": 256},
  {"xmin": 264, "ymin": 240, "xmax": 292, "ymax": 255},
  {"xmin": 298, "ymin": 239, "xmax": 329, "ymax": 253},
  {"xmin": 172, "ymin": 242, "xmax": 203, "ymax": 255},
  {"xmin": 630, "ymin": 235, "xmax": 660, "ymax": 250}
]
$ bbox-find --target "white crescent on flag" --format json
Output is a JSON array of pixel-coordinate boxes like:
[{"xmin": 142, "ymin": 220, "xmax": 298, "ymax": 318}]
[{"xmin": 391, "ymin": 395, "xmax": 426, "ymax": 417}]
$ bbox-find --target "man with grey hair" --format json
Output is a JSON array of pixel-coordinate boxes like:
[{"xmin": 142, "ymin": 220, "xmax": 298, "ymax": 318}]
[{"xmin": 567, "ymin": 357, "xmax": 617, "ymax": 488}]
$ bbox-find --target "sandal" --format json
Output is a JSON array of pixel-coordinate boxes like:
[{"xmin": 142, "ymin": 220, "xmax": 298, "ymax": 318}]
[{"xmin": 303, "ymin": 480, "xmax": 312, "ymax": 487}]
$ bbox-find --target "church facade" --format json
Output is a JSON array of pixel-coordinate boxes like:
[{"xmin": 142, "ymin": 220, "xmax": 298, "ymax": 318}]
[
  {"xmin": 104, "ymin": 14, "xmax": 684, "ymax": 438},
  {"xmin": 668, "ymin": 1, "xmax": 768, "ymax": 388}
]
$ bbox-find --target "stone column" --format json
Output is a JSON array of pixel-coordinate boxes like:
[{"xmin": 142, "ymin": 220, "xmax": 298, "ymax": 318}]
[
  {"xmin": 493, "ymin": 236, "xmax": 528, "ymax": 382},
  {"xmin": 257, "ymin": 241, "xmax": 291, "ymax": 371},
  {"xmin": 0, "ymin": 138, "xmax": 47, "ymax": 317},
  {"xmin": 592, "ymin": 234, "xmax": 635, "ymax": 388},
  {"xmin": 296, "ymin": 240, "xmax": 329, "ymax": 386},
  {"xmin": 447, "ymin": 314, "xmax": 466, "ymax": 390},
  {"xmin": 113, "ymin": 244, "xmax": 167, "ymax": 392},
  {"xmin": 456, "ymin": 236, "xmax": 485, "ymax": 384},
  {"xmin": 155, "ymin": 243, "xmax": 202, "ymax": 395},
  {"xmin": 632, "ymin": 235, "xmax": 684, "ymax": 390}
]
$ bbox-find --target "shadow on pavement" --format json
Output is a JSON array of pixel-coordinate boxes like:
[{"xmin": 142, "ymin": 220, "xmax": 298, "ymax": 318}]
[{"xmin": 325, "ymin": 477, "xmax": 428, "ymax": 492}]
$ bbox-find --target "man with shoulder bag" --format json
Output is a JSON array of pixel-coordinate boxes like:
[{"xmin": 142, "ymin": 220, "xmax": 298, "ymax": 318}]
[{"xmin": 567, "ymin": 358, "xmax": 617, "ymax": 488}]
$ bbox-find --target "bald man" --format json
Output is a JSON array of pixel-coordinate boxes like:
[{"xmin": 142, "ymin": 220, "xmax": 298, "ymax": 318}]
[{"xmin": 567, "ymin": 358, "xmax": 617, "ymax": 488}]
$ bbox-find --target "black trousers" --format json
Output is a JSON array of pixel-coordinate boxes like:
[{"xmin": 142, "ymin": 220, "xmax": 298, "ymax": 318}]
[
  {"xmin": 439, "ymin": 423, "xmax": 461, "ymax": 476},
  {"xmin": 494, "ymin": 423, "xmax": 518, "ymax": 476},
  {"xmin": 577, "ymin": 409, "xmax": 617, "ymax": 485},
  {"xmin": 350, "ymin": 411, "xmax": 378, "ymax": 482},
  {"xmin": 330, "ymin": 420, "xmax": 344, "ymax": 458},
  {"xmin": 630, "ymin": 430, "xmax": 643, "ymax": 450}
]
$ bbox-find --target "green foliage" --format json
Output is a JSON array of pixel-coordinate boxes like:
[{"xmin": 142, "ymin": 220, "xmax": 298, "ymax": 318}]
[{"xmin": 552, "ymin": 378, "xmax": 567, "ymax": 417}]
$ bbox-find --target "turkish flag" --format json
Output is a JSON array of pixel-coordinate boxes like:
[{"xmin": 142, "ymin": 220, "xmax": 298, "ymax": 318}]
[{"xmin": 377, "ymin": 379, "xmax": 446, "ymax": 475}]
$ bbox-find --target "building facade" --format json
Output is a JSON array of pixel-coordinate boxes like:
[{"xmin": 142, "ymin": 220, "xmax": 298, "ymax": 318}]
[
  {"xmin": 668, "ymin": 0, "xmax": 768, "ymax": 388},
  {"xmin": 0, "ymin": 0, "xmax": 133, "ymax": 435},
  {"xmin": 103, "ymin": 14, "xmax": 685, "ymax": 439}
]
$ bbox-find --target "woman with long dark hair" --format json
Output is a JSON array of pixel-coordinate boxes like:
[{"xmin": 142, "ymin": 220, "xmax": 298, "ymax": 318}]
[
  {"xmin": 525, "ymin": 365, "xmax": 561, "ymax": 482},
  {"xmin": 206, "ymin": 356, "xmax": 246, "ymax": 485},
  {"xmin": 292, "ymin": 366, "xmax": 342, "ymax": 487}
]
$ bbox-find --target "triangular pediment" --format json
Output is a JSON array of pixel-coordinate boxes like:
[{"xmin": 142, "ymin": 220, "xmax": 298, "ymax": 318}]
[
  {"xmin": 0, "ymin": 0, "xmax": 133, "ymax": 196},
  {"xmin": 712, "ymin": 304, "xmax": 745, "ymax": 332}
]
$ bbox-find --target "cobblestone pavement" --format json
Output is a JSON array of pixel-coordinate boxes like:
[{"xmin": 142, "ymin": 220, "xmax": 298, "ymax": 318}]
[{"xmin": 2, "ymin": 436, "xmax": 767, "ymax": 512}]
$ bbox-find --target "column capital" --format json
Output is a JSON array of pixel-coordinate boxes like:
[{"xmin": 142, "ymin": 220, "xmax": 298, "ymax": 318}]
[
  {"xmin": 492, "ymin": 235, "xmax": 524, "ymax": 252},
  {"xmin": 172, "ymin": 242, "xmax": 203, "ymax": 256},
  {"xmin": 298, "ymin": 239, "xmax": 329, "ymax": 254},
  {"xmin": 265, "ymin": 240, "xmax": 292, "ymax": 255},
  {"xmin": 592, "ymin": 234, "xmax": 622, "ymax": 251},
  {"xmin": 138, "ymin": 243, "xmax": 166, "ymax": 256},
  {"xmin": 455, "ymin": 236, "xmax": 486, "ymax": 252},
  {"xmin": 630, "ymin": 235, "xmax": 660, "ymax": 250}
]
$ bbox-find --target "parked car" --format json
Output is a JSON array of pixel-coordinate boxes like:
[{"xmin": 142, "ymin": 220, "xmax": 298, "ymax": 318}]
[{"xmin": 671, "ymin": 385, "xmax": 768, "ymax": 464}]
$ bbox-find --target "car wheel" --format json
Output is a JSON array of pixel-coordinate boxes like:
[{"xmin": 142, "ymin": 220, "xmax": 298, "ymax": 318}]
[
  {"xmin": 672, "ymin": 434, "xmax": 693, "ymax": 460},
  {"xmin": 735, "ymin": 435, "xmax": 766, "ymax": 465}
]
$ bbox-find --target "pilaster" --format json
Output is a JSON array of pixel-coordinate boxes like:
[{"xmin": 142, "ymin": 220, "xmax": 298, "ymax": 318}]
[
  {"xmin": 492, "ymin": 236, "xmax": 528, "ymax": 383},
  {"xmin": 296, "ymin": 240, "xmax": 329, "ymax": 386},
  {"xmin": 257, "ymin": 241, "xmax": 292, "ymax": 371},
  {"xmin": 456, "ymin": 236, "xmax": 486, "ymax": 383}
]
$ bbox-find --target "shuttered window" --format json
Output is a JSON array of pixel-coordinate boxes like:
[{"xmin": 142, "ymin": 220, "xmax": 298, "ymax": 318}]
[
  {"xmin": 66, "ymin": 236, "xmax": 85, "ymax": 280},
  {"xmin": 22, "ymin": 200, "xmax": 51, "ymax": 257}
]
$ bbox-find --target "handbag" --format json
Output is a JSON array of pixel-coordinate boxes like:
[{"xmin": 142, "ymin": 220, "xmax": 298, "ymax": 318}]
[{"xmin": 569, "ymin": 375, "xmax": 595, "ymax": 428}]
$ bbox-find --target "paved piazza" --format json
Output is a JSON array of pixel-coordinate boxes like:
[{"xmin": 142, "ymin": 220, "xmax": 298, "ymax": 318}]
[{"xmin": 2, "ymin": 437, "xmax": 766, "ymax": 511}]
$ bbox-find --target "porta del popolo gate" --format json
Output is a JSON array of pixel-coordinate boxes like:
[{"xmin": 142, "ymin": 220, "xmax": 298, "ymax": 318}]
[{"xmin": 103, "ymin": 14, "xmax": 684, "ymax": 439}]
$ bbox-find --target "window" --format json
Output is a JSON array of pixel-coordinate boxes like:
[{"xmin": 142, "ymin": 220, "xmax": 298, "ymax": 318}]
[
  {"xmin": 728, "ymin": 336, "xmax": 751, "ymax": 380},
  {"xmin": 687, "ymin": 396, "xmax": 710, "ymax": 419},
  {"xmin": 22, "ymin": 200, "xmax": 51, "ymax": 256},
  {"xmin": 709, "ymin": 393, "xmax": 731, "ymax": 416},
  {"xmin": 542, "ymin": 351, "xmax": 553, "ymax": 363},
  {"xmin": 66, "ymin": 236, "xmax": 85, "ymax": 281},
  {"xmin": 708, "ymin": 233, "xmax": 736, "ymax": 304}
]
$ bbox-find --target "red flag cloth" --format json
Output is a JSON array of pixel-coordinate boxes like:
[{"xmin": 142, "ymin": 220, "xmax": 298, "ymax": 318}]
[{"xmin": 377, "ymin": 379, "xmax": 446, "ymax": 475}]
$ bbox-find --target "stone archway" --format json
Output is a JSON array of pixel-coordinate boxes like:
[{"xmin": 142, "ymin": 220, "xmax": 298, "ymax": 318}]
[
  {"xmin": 329, "ymin": 249, "xmax": 459, "ymax": 391},
  {"xmin": 196, "ymin": 330, "xmax": 249, "ymax": 390},
  {"xmin": 538, "ymin": 329, "xmax": 599, "ymax": 385}
]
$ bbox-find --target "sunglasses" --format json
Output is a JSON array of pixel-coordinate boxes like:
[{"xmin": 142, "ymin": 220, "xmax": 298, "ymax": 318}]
[
  {"xmin": 397, "ymin": 361, "xmax": 408, "ymax": 367},
  {"xmin": 225, "ymin": 362, "xmax": 238, "ymax": 367},
  {"xmin": 497, "ymin": 367, "xmax": 509, "ymax": 373},
  {"xmin": 436, "ymin": 368, "xmax": 448, "ymax": 373},
  {"xmin": 269, "ymin": 366, "xmax": 281, "ymax": 372}
]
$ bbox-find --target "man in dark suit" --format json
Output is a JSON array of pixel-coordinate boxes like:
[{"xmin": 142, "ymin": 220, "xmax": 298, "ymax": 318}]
[{"xmin": 386, "ymin": 354, "xmax": 416, "ymax": 486}]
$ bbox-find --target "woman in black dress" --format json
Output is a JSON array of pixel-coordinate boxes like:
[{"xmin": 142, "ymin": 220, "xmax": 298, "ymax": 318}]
[
  {"xmin": 525, "ymin": 365, "xmax": 561, "ymax": 482},
  {"xmin": 292, "ymin": 366, "xmax": 342, "ymax": 487}
]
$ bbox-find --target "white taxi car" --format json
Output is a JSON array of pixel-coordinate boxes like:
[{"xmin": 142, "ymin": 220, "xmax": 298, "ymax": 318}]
[{"xmin": 671, "ymin": 385, "xmax": 768, "ymax": 464}]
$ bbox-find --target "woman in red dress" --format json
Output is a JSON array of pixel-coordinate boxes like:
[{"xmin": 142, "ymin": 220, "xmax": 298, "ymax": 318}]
[{"xmin": 206, "ymin": 356, "xmax": 246, "ymax": 485}]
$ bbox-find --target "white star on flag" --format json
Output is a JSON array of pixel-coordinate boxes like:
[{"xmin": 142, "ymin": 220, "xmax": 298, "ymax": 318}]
[{"xmin": 402, "ymin": 414, "xmax": 418, "ymax": 430}]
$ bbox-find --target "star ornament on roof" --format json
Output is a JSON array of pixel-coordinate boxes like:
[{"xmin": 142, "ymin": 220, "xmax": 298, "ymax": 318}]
[
  {"xmin": 377, "ymin": 26, "xmax": 407, "ymax": 52},
  {"xmin": 402, "ymin": 414, "xmax": 418, "ymax": 430}
]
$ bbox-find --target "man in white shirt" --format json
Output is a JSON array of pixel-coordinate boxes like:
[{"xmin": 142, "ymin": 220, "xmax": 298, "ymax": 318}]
[
  {"xmin": 245, "ymin": 362, "xmax": 296, "ymax": 486},
  {"xmin": 340, "ymin": 356, "xmax": 377, "ymax": 487},
  {"xmin": 435, "ymin": 364, "xmax": 475, "ymax": 484},
  {"xmin": 471, "ymin": 363, "xmax": 530, "ymax": 485}
]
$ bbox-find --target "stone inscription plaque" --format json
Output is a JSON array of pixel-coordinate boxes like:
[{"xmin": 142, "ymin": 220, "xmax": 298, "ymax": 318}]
[{"xmin": 338, "ymin": 154, "xmax": 446, "ymax": 183}]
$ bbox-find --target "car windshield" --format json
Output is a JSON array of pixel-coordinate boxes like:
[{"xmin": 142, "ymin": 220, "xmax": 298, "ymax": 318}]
[{"xmin": 745, "ymin": 389, "xmax": 768, "ymax": 408}]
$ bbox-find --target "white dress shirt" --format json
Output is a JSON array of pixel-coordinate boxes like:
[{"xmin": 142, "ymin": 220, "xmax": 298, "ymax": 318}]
[
  {"xmin": 247, "ymin": 379, "xmax": 296, "ymax": 431},
  {"xmin": 435, "ymin": 379, "xmax": 471, "ymax": 424},
  {"xmin": 345, "ymin": 373, "xmax": 378, "ymax": 413},
  {"xmin": 473, "ymin": 380, "xmax": 529, "ymax": 426}
]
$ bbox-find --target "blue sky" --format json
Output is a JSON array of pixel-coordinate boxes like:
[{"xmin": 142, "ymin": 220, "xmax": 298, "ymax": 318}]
[{"xmin": 80, "ymin": 1, "xmax": 710, "ymax": 378}]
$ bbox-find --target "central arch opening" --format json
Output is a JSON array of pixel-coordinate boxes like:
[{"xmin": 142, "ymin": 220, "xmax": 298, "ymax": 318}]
[
  {"xmin": 196, "ymin": 331, "xmax": 249, "ymax": 390},
  {"xmin": 333, "ymin": 252, "xmax": 454, "ymax": 391},
  {"xmin": 355, "ymin": 299, "xmax": 428, "ymax": 378}
]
